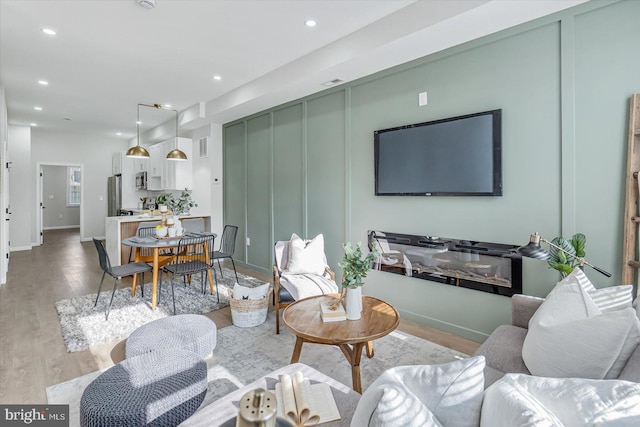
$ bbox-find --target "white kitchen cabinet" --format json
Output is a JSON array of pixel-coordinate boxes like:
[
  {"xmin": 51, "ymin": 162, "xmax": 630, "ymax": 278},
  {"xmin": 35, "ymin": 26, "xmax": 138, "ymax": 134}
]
[
  {"xmin": 134, "ymin": 157, "xmax": 149, "ymax": 173},
  {"xmin": 163, "ymin": 137, "xmax": 193, "ymax": 190},
  {"xmin": 147, "ymin": 143, "xmax": 165, "ymax": 191},
  {"xmin": 112, "ymin": 152, "xmax": 122, "ymax": 175}
]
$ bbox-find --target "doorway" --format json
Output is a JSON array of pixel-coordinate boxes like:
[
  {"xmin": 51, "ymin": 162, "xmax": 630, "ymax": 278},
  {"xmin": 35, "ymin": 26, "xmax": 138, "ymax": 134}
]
[{"xmin": 36, "ymin": 162, "xmax": 84, "ymax": 246}]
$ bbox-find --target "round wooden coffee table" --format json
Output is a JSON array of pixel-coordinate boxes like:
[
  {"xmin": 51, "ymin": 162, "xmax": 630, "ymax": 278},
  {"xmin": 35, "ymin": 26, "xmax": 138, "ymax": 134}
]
[{"xmin": 282, "ymin": 294, "xmax": 399, "ymax": 393}]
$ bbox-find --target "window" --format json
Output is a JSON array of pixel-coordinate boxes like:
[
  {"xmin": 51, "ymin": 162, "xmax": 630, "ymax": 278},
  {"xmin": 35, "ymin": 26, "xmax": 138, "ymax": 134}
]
[{"xmin": 67, "ymin": 166, "xmax": 81, "ymax": 206}]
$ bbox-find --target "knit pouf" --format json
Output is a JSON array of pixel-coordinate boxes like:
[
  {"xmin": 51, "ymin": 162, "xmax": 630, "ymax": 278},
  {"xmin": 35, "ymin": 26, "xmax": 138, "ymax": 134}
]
[
  {"xmin": 80, "ymin": 349, "xmax": 207, "ymax": 427},
  {"xmin": 125, "ymin": 314, "xmax": 217, "ymax": 359}
]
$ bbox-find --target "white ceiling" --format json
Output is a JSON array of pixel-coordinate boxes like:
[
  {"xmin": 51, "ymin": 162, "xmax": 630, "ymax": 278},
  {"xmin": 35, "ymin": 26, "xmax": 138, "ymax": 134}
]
[{"xmin": 0, "ymin": 0, "xmax": 587, "ymax": 141}]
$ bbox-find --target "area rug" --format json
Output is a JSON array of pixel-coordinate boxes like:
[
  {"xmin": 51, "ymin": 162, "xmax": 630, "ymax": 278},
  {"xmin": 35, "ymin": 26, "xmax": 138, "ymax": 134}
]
[
  {"xmin": 47, "ymin": 312, "xmax": 468, "ymax": 426},
  {"xmin": 55, "ymin": 267, "xmax": 265, "ymax": 352}
]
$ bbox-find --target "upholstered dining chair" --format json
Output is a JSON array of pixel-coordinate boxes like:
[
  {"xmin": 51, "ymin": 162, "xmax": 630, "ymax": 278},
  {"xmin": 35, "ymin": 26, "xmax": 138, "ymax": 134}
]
[
  {"xmin": 161, "ymin": 234, "xmax": 218, "ymax": 314},
  {"xmin": 212, "ymin": 225, "xmax": 239, "ymax": 283},
  {"xmin": 93, "ymin": 238, "xmax": 152, "ymax": 320},
  {"xmin": 273, "ymin": 234, "xmax": 339, "ymax": 334}
]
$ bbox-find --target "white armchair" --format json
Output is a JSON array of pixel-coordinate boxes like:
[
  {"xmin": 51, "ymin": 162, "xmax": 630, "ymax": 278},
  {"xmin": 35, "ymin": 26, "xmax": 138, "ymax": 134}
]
[{"xmin": 273, "ymin": 234, "xmax": 339, "ymax": 334}]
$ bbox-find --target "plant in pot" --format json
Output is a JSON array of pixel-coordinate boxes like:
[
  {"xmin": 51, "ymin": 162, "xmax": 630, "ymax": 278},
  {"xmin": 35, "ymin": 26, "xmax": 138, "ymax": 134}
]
[
  {"xmin": 155, "ymin": 192, "xmax": 174, "ymax": 213},
  {"xmin": 338, "ymin": 242, "xmax": 378, "ymax": 320},
  {"xmin": 173, "ymin": 189, "xmax": 198, "ymax": 215},
  {"xmin": 547, "ymin": 233, "xmax": 586, "ymax": 278}
]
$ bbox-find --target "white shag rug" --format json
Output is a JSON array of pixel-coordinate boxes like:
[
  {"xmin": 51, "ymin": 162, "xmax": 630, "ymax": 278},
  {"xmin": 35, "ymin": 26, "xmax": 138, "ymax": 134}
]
[{"xmin": 55, "ymin": 267, "xmax": 265, "ymax": 352}]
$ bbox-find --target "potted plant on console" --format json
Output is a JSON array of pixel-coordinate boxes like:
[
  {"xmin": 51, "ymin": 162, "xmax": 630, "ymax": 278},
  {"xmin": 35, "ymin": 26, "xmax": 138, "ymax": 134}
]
[{"xmin": 339, "ymin": 242, "xmax": 378, "ymax": 320}]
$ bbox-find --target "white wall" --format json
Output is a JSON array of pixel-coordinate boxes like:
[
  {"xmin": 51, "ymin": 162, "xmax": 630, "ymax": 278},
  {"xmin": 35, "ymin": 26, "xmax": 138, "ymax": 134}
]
[
  {"xmin": 0, "ymin": 87, "xmax": 8, "ymax": 283},
  {"xmin": 31, "ymin": 129, "xmax": 128, "ymax": 242},
  {"xmin": 189, "ymin": 123, "xmax": 223, "ymax": 237},
  {"xmin": 8, "ymin": 125, "xmax": 32, "ymax": 250},
  {"xmin": 42, "ymin": 165, "xmax": 80, "ymax": 228}
]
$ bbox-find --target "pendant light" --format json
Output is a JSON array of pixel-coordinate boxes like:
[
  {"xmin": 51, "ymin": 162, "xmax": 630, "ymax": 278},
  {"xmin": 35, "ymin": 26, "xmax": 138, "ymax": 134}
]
[
  {"xmin": 126, "ymin": 103, "xmax": 151, "ymax": 158},
  {"xmin": 153, "ymin": 103, "xmax": 187, "ymax": 161}
]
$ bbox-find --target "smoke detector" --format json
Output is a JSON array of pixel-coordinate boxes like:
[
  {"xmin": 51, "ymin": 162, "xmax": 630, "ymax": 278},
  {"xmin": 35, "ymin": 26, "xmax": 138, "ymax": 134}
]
[{"xmin": 137, "ymin": 0, "xmax": 155, "ymax": 9}]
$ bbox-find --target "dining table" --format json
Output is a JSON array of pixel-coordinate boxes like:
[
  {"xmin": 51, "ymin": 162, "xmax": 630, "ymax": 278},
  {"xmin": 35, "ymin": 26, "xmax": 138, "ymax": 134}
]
[{"xmin": 121, "ymin": 232, "xmax": 217, "ymax": 310}]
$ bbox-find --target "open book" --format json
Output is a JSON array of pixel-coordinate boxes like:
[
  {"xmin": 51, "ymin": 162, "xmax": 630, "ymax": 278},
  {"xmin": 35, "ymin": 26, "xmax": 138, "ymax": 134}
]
[{"xmin": 275, "ymin": 371, "xmax": 341, "ymax": 426}]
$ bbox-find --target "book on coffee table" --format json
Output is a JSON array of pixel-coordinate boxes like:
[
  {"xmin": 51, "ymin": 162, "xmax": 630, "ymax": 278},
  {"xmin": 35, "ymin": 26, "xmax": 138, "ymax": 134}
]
[
  {"xmin": 319, "ymin": 300, "xmax": 346, "ymax": 322},
  {"xmin": 275, "ymin": 371, "xmax": 340, "ymax": 426}
]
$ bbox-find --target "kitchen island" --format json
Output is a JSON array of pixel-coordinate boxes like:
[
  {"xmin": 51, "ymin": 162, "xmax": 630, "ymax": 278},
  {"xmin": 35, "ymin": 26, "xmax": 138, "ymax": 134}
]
[{"xmin": 105, "ymin": 214, "xmax": 212, "ymax": 266}]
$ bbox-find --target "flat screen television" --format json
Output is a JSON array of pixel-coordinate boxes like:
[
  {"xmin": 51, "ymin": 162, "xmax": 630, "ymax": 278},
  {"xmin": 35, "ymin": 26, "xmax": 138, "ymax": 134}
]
[{"xmin": 374, "ymin": 109, "xmax": 502, "ymax": 196}]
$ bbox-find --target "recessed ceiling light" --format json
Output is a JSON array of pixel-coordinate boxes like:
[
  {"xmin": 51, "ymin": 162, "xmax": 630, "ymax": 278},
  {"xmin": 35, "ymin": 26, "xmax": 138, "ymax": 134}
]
[
  {"xmin": 30, "ymin": 123, "xmax": 37, "ymax": 127},
  {"xmin": 42, "ymin": 28, "xmax": 57, "ymax": 36},
  {"xmin": 163, "ymin": 104, "xmax": 172, "ymax": 108},
  {"xmin": 137, "ymin": 0, "xmax": 155, "ymax": 9},
  {"xmin": 34, "ymin": 106, "xmax": 43, "ymax": 111},
  {"xmin": 305, "ymin": 20, "xmax": 317, "ymax": 27},
  {"xmin": 213, "ymin": 75, "xmax": 222, "ymax": 81},
  {"xmin": 136, "ymin": 121, "xmax": 142, "ymax": 125},
  {"xmin": 117, "ymin": 132, "xmax": 122, "ymax": 136},
  {"xmin": 38, "ymin": 80, "xmax": 49, "ymax": 86}
]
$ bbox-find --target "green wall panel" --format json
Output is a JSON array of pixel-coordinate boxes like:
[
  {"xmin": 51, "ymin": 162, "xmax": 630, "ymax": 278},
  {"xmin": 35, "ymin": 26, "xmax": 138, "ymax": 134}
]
[
  {"xmin": 348, "ymin": 22, "xmax": 562, "ymax": 340},
  {"xmin": 223, "ymin": 122, "xmax": 247, "ymax": 263},
  {"xmin": 273, "ymin": 104, "xmax": 304, "ymax": 243},
  {"xmin": 246, "ymin": 114, "xmax": 272, "ymax": 270},
  {"xmin": 223, "ymin": 1, "xmax": 635, "ymax": 341},
  {"xmin": 307, "ymin": 91, "xmax": 346, "ymax": 272},
  {"xmin": 573, "ymin": 0, "xmax": 640, "ymax": 286}
]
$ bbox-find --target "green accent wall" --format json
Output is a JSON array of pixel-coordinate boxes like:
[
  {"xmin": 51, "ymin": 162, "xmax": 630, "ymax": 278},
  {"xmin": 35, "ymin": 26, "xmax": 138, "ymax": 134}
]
[{"xmin": 224, "ymin": 0, "xmax": 640, "ymax": 342}]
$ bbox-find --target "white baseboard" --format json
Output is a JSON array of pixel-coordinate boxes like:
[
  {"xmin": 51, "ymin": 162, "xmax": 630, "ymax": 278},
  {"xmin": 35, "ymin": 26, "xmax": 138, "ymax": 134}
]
[
  {"xmin": 43, "ymin": 225, "xmax": 80, "ymax": 230},
  {"xmin": 10, "ymin": 246, "xmax": 32, "ymax": 252}
]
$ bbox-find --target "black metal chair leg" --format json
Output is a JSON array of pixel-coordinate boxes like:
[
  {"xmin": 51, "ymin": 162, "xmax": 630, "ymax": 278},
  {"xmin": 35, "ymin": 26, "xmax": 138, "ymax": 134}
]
[
  {"xmin": 212, "ymin": 268, "xmax": 219, "ymax": 303},
  {"xmin": 217, "ymin": 259, "xmax": 224, "ymax": 278},
  {"xmin": 140, "ymin": 272, "xmax": 144, "ymax": 298},
  {"xmin": 170, "ymin": 275, "xmax": 177, "ymax": 315},
  {"xmin": 106, "ymin": 277, "xmax": 119, "ymax": 320},
  {"xmin": 94, "ymin": 271, "xmax": 106, "ymax": 307},
  {"xmin": 230, "ymin": 257, "xmax": 239, "ymax": 283}
]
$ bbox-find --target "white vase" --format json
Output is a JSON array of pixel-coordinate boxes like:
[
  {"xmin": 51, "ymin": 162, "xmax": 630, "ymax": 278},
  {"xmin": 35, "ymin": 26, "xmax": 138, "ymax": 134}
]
[
  {"xmin": 172, "ymin": 215, "xmax": 181, "ymax": 230},
  {"xmin": 345, "ymin": 287, "xmax": 362, "ymax": 320}
]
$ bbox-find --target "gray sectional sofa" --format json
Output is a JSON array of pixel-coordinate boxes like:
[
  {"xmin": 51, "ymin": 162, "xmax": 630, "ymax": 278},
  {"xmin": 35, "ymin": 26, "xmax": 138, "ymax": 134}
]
[{"xmin": 473, "ymin": 294, "xmax": 640, "ymax": 387}]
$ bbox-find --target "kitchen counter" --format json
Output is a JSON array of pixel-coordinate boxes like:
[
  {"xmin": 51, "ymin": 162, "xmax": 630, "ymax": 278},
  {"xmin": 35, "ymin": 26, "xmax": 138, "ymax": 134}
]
[{"xmin": 105, "ymin": 214, "xmax": 212, "ymax": 266}]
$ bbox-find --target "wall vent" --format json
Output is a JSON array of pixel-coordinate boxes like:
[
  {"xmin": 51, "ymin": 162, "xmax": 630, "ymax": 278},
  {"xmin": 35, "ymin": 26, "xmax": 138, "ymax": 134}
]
[
  {"xmin": 322, "ymin": 78, "xmax": 344, "ymax": 87},
  {"xmin": 199, "ymin": 137, "xmax": 209, "ymax": 158}
]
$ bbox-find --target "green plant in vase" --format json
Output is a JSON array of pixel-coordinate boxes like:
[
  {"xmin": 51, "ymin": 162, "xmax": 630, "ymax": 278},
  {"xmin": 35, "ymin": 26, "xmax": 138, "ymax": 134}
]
[
  {"xmin": 173, "ymin": 189, "xmax": 198, "ymax": 215},
  {"xmin": 332, "ymin": 242, "xmax": 379, "ymax": 320}
]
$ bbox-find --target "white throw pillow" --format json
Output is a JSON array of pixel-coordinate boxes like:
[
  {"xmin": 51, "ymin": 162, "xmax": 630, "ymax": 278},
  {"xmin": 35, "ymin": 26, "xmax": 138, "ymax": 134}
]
[
  {"xmin": 481, "ymin": 374, "xmax": 640, "ymax": 427},
  {"xmin": 232, "ymin": 282, "xmax": 270, "ymax": 300},
  {"xmin": 559, "ymin": 267, "xmax": 633, "ymax": 312},
  {"xmin": 522, "ymin": 280, "xmax": 640, "ymax": 379},
  {"xmin": 284, "ymin": 233, "xmax": 326, "ymax": 276},
  {"xmin": 350, "ymin": 356, "xmax": 485, "ymax": 427}
]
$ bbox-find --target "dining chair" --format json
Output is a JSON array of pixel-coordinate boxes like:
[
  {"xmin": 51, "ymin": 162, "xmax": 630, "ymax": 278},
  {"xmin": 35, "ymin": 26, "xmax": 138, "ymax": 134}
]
[
  {"xmin": 93, "ymin": 238, "xmax": 152, "ymax": 320},
  {"xmin": 161, "ymin": 234, "xmax": 218, "ymax": 314},
  {"xmin": 212, "ymin": 225, "xmax": 239, "ymax": 283},
  {"xmin": 181, "ymin": 218, "xmax": 205, "ymax": 233}
]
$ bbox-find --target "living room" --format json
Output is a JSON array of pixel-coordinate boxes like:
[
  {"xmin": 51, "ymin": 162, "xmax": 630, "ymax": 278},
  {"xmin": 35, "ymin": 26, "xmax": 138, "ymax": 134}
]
[{"xmin": 2, "ymin": 0, "xmax": 640, "ymax": 425}]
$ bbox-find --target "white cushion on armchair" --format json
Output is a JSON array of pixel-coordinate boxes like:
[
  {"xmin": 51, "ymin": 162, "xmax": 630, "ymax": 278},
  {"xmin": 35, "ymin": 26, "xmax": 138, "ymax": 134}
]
[{"xmin": 350, "ymin": 356, "xmax": 485, "ymax": 427}]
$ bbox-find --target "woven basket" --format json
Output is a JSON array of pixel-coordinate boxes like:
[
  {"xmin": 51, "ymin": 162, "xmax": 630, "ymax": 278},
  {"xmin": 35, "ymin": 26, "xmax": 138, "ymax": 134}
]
[{"xmin": 229, "ymin": 287, "xmax": 272, "ymax": 328}]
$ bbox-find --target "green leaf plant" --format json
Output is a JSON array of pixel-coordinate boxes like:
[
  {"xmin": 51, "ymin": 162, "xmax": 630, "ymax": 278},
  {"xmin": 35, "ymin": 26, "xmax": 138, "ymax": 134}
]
[
  {"xmin": 548, "ymin": 233, "xmax": 586, "ymax": 277},
  {"xmin": 338, "ymin": 242, "xmax": 379, "ymax": 289}
]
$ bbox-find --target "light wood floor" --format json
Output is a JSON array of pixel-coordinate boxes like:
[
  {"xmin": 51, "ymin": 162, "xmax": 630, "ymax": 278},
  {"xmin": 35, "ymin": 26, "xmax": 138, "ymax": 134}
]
[{"xmin": 0, "ymin": 229, "xmax": 479, "ymax": 404}]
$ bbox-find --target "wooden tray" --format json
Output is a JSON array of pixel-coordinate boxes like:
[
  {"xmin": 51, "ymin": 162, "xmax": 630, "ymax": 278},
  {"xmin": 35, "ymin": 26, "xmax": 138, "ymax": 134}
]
[{"xmin": 154, "ymin": 232, "xmax": 186, "ymax": 240}]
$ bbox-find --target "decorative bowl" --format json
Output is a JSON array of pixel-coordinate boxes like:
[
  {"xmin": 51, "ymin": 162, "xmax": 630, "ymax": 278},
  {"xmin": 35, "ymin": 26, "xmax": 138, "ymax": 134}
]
[{"xmin": 155, "ymin": 226, "xmax": 168, "ymax": 237}]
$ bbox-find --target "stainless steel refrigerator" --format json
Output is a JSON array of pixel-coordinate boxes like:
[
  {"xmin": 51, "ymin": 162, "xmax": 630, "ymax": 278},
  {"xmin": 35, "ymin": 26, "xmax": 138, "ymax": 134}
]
[{"xmin": 107, "ymin": 175, "xmax": 122, "ymax": 217}]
